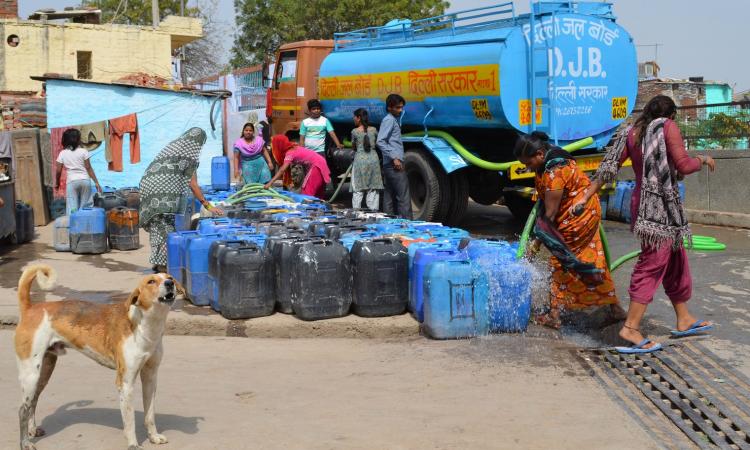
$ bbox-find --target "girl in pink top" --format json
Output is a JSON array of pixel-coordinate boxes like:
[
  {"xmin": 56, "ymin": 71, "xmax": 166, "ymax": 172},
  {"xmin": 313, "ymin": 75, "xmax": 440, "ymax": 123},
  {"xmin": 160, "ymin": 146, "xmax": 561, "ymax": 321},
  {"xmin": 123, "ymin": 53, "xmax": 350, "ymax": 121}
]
[
  {"xmin": 578, "ymin": 95, "xmax": 716, "ymax": 353},
  {"xmin": 265, "ymin": 135, "xmax": 331, "ymax": 199},
  {"xmin": 233, "ymin": 123, "xmax": 273, "ymax": 184}
]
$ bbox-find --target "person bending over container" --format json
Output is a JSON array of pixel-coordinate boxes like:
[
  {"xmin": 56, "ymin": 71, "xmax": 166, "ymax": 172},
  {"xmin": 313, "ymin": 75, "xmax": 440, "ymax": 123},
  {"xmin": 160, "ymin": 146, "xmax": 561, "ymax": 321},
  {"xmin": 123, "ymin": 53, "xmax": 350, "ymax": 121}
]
[
  {"xmin": 517, "ymin": 131, "xmax": 626, "ymax": 329},
  {"xmin": 377, "ymin": 94, "xmax": 412, "ymax": 219},
  {"xmin": 265, "ymin": 135, "xmax": 331, "ymax": 199},
  {"xmin": 300, "ymin": 99, "xmax": 343, "ymax": 155},
  {"xmin": 139, "ymin": 127, "xmax": 224, "ymax": 273},
  {"xmin": 350, "ymin": 108, "xmax": 383, "ymax": 210},
  {"xmin": 55, "ymin": 128, "xmax": 102, "ymax": 216},
  {"xmin": 576, "ymin": 95, "xmax": 716, "ymax": 353},
  {"xmin": 233, "ymin": 122, "xmax": 273, "ymax": 185}
]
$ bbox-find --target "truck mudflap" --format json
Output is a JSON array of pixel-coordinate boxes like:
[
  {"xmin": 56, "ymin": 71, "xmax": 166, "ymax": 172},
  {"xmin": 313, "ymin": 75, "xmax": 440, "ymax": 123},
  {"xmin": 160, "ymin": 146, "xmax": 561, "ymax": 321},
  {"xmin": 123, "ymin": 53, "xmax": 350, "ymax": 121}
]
[{"xmin": 403, "ymin": 136, "xmax": 468, "ymax": 174}]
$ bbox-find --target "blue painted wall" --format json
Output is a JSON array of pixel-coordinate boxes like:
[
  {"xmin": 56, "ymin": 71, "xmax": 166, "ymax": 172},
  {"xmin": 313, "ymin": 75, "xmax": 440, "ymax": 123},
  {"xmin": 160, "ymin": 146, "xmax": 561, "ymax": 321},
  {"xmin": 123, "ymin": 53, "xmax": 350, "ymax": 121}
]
[{"xmin": 45, "ymin": 79, "xmax": 223, "ymax": 187}]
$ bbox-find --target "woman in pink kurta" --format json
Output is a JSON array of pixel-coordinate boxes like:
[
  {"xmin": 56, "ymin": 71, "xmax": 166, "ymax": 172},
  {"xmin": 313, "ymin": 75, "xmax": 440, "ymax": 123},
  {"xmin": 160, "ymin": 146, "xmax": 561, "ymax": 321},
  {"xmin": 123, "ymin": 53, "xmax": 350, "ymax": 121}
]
[
  {"xmin": 265, "ymin": 135, "xmax": 331, "ymax": 199},
  {"xmin": 578, "ymin": 95, "xmax": 716, "ymax": 353}
]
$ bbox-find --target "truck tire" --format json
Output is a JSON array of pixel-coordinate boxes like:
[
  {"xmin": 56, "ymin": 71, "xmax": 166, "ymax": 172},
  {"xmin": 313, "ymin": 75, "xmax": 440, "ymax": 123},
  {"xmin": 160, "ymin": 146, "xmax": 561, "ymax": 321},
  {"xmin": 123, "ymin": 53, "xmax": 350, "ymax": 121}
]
[
  {"xmin": 468, "ymin": 169, "xmax": 504, "ymax": 205},
  {"xmin": 404, "ymin": 149, "xmax": 449, "ymax": 222},
  {"xmin": 445, "ymin": 170, "xmax": 469, "ymax": 226},
  {"xmin": 504, "ymin": 193, "xmax": 535, "ymax": 222}
]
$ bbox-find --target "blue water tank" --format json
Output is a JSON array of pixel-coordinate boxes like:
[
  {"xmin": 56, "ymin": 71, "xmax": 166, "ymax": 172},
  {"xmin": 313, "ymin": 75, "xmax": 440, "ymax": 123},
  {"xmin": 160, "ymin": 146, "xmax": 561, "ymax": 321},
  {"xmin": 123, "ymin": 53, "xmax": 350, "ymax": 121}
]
[
  {"xmin": 211, "ymin": 156, "xmax": 231, "ymax": 191},
  {"xmin": 423, "ymin": 259, "xmax": 490, "ymax": 339},
  {"xmin": 606, "ymin": 182, "xmax": 626, "ymax": 221},
  {"xmin": 70, "ymin": 207, "xmax": 107, "ymax": 254},
  {"xmin": 320, "ymin": 3, "xmax": 638, "ymax": 148},
  {"xmin": 167, "ymin": 230, "xmax": 199, "ymax": 285},
  {"xmin": 410, "ymin": 248, "xmax": 466, "ymax": 322},
  {"xmin": 621, "ymin": 181, "xmax": 635, "ymax": 224},
  {"xmin": 185, "ymin": 233, "xmax": 222, "ymax": 306}
]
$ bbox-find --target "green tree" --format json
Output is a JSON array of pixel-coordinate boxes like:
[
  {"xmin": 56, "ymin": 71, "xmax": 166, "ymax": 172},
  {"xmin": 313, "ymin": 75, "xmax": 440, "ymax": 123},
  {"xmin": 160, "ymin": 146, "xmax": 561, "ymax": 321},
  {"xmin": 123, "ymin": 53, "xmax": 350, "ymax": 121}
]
[
  {"xmin": 79, "ymin": 0, "xmax": 199, "ymax": 25},
  {"xmin": 231, "ymin": 0, "xmax": 449, "ymax": 67}
]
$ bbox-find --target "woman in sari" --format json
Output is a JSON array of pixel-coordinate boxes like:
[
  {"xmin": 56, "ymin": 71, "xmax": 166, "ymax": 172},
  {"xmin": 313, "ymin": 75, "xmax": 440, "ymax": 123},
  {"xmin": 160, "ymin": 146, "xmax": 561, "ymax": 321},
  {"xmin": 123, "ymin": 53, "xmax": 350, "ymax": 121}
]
[
  {"xmin": 233, "ymin": 122, "xmax": 273, "ymax": 185},
  {"xmin": 575, "ymin": 95, "xmax": 714, "ymax": 353},
  {"xmin": 264, "ymin": 135, "xmax": 331, "ymax": 199},
  {"xmin": 516, "ymin": 131, "xmax": 625, "ymax": 329},
  {"xmin": 139, "ymin": 127, "xmax": 223, "ymax": 273}
]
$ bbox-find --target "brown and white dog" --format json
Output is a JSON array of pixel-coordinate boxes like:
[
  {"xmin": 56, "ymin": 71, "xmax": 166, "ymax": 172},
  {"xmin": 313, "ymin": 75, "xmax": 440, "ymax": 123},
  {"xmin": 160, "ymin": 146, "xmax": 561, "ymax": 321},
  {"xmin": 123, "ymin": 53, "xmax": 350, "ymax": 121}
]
[{"xmin": 14, "ymin": 264, "xmax": 180, "ymax": 450}]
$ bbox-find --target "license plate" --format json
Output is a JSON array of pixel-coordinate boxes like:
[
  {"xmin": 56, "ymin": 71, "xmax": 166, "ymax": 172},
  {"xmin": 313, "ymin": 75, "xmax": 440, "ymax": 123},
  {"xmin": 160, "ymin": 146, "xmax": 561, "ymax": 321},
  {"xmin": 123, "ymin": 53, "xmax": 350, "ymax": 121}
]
[{"xmin": 508, "ymin": 155, "xmax": 631, "ymax": 180}]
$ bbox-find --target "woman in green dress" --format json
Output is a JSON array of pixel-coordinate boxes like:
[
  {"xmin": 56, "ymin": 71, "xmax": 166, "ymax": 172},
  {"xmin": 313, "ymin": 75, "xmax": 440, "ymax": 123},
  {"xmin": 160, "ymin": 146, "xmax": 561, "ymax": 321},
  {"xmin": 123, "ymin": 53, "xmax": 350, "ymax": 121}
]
[
  {"xmin": 139, "ymin": 127, "xmax": 223, "ymax": 272},
  {"xmin": 350, "ymin": 108, "xmax": 384, "ymax": 210}
]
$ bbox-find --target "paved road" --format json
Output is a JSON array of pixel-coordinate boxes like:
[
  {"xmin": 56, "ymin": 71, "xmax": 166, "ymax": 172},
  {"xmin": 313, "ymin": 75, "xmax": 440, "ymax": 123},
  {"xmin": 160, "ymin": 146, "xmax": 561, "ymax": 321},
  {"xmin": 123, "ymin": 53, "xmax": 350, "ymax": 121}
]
[{"xmin": 0, "ymin": 332, "xmax": 657, "ymax": 450}]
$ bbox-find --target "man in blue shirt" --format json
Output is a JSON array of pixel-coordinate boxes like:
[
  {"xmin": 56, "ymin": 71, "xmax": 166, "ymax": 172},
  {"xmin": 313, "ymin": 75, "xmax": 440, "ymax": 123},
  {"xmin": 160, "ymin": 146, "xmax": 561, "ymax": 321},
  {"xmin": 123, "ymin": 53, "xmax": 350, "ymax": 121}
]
[{"xmin": 377, "ymin": 94, "xmax": 413, "ymax": 219}]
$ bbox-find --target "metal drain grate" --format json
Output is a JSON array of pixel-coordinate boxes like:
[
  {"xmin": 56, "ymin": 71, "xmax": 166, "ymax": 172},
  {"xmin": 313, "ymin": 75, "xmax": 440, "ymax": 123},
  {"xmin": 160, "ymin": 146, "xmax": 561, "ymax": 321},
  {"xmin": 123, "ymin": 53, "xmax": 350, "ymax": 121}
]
[{"xmin": 579, "ymin": 341, "xmax": 750, "ymax": 449}]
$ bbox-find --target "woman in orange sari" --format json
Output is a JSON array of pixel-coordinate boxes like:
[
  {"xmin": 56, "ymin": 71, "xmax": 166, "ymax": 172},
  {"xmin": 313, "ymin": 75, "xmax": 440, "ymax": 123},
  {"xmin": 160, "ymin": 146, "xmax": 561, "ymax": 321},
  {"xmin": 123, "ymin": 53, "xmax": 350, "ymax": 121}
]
[{"xmin": 516, "ymin": 132, "xmax": 625, "ymax": 329}]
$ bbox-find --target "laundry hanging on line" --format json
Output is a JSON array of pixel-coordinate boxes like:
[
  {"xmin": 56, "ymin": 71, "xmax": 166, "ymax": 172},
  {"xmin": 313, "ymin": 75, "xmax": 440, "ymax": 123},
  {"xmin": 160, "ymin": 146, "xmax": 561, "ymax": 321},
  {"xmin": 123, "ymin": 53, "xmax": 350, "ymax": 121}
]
[{"xmin": 108, "ymin": 113, "xmax": 140, "ymax": 172}]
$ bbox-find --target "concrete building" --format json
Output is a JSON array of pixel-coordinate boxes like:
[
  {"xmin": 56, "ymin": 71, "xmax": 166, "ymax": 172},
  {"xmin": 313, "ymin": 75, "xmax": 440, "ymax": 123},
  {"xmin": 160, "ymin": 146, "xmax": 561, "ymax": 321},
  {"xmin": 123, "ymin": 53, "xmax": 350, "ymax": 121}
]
[
  {"xmin": 0, "ymin": 0, "xmax": 202, "ymax": 93},
  {"xmin": 635, "ymin": 77, "xmax": 733, "ymax": 119}
]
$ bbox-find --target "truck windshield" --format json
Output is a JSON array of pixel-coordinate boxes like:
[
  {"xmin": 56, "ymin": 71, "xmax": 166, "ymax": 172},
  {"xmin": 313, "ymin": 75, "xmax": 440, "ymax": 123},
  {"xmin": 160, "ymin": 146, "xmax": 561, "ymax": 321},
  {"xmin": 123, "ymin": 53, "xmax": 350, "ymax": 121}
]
[{"xmin": 275, "ymin": 51, "xmax": 298, "ymax": 88}]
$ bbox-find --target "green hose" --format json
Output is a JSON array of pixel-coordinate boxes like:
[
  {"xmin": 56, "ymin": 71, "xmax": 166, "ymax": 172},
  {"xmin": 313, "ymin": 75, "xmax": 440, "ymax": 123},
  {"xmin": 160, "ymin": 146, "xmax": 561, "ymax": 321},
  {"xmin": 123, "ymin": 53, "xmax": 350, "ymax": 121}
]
[
  {"xmin": 607, "ymin": 234, "xmax": 726, "ymax": 272},
  {"xmin": 599, "ymin": 223, "xmax": 612, "ymax": 268},
  {"xmin": 515, "ymin": 202, "xmax": 539, "ymax": 260},
  {"xmin": 403, "ymin": 130, "xmax": 594, "ymax": 171},
  {"xmin": 328, "ymin": 163, "xmax": 353, "ymax": 203},
  {"xmin": 228, "ymin": 191, "xmax": 293, "ymax": 205}
]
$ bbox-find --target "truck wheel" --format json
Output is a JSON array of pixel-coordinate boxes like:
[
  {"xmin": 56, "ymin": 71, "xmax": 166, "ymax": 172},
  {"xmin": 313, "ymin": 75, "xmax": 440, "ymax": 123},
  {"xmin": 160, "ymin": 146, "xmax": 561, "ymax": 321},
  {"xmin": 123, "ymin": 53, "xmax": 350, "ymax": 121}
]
[
  {"xmin": 444, "ymin": 170, "xmax": 469, "ymax": 226},
  {"xmin": 404, "ymin": 149, "xmax": 449, "ymax": 222},
  {"xmin": 504, "ymin": 193, "xmax": 535, "ymax": 222},
  {"xmin": 469, "ymin": 170, "xmax": 503, "ymax": 205}
]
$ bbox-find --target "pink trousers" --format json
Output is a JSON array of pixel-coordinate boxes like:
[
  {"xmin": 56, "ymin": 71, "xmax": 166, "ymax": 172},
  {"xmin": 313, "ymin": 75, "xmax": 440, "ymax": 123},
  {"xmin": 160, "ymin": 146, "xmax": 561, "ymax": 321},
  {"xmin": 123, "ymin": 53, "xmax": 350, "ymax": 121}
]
[
  {"xmin": 628, "ymin": 242, "xmax": 692, "ymax": 305},
  {"xmin": 301, "ymin": 166, "xmax": 326, "ymax": 199}
]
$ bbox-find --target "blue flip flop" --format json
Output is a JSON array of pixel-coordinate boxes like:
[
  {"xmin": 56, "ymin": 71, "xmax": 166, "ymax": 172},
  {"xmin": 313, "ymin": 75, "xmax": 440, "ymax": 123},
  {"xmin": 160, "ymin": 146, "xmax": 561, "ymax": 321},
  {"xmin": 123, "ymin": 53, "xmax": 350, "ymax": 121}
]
[
  {"xmin": 615, "ymin": 339, "xmax": 663, "ymax": 354},
  {"xmin": 670, "ymin": 320, "xmax": 713, "ymax": 337}
]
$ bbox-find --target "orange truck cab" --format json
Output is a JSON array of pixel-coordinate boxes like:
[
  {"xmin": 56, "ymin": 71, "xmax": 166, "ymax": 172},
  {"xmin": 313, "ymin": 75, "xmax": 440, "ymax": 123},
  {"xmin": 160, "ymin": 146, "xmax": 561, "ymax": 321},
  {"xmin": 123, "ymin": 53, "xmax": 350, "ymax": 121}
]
[{"xmin": 268, "ymin": 40, "xmax": 333, "ymax": 137}]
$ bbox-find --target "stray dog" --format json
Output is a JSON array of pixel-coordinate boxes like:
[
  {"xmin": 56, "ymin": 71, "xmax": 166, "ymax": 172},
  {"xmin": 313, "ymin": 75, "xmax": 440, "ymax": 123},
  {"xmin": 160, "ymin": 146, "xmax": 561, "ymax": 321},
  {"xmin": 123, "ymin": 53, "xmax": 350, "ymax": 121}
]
[{"xmin": 14, "ymin": 264, "xmax": 180, "ymax": 450}]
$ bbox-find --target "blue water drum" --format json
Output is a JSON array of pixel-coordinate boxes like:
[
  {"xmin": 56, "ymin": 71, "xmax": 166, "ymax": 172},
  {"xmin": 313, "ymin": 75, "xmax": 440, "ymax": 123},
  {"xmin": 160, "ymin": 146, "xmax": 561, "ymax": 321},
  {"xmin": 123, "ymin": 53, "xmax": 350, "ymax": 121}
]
[
  {"xmin": 207, "ymin": 239, "xmax": 248, "ymax": 311},
  {"xmin": 167, "ymin": 230, "xmax": 198, "ymax": 285},
  {"xmin": 53, "ymin": 215, "xmax": 70, "ymax": 251},
  {"xmin": 13, "ymin": 202, "xmax": 31, "ymax": 244},
  {"xmin": 198, "ymin": 218, "xmax": 233, "ymax": 235},
  {"xmin": 410, "ymin": 248, "xmax": 466, "ymax": 321},
  {"xmin": 606, "ymin": 182, "xmax": 626, "ymax": 221},
  {"xmin": 489, "ymin": 262, "xmax": 533, "ymax": 333},
  {"xmin": 466, "ymin": 241, "xmax": 532, "ymax": 332},
  {"xmin": 211, "ymin": 156, "xmax": 231, "ymax": 191},
  {"xmin": 291, "ymin": 239, "xmax": 352, "ymax": 320},
  {"xmin": 423, "ymin": 258, "xmax": 490, "ymax": 339},
  {"xmin": 621, "ymin": 181, "xmax": 635, "ymax": 224},
  {"xmin": 599, "ymin": 193, "xmax": 608, "ymax": 220},
  {"xmin": 677, "ymin": 181, "xmax": 686, "ymax": 202},
  {"xmin": 217, "ymin": 242, "xmax": 274, "ymax": 319},
  {"xmin": 338, "ymin": 231, "xmax": 378, "ymax": 251},
  {"xmin": 185, "ymin": 232, "xmax": 222, "ymax": 306},
  {"xmin": 350, "ymin": 238, "xmax": 408, "ymax": 317},
  {"xmin": 429, "ymin": 227, "xmax": 471, "ymax": 240},
  {"xmin": 70, "ymin": 207, "xmax": 107, "ymax": 254},
  {"xmin": 107, "ymin": 207, "xmax": 140, "ymax": 251}
]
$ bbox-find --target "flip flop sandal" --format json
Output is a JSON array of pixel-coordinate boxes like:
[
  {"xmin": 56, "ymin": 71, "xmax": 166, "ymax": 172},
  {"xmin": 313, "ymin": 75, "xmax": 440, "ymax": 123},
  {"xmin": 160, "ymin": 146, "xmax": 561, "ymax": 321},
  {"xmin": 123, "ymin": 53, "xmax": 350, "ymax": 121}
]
[
  {"xmin": 615, "ymin": 338, "xmax": 663, "ymax": 354},
  {"xmin": 670, "ymin": 320, "xmax": 713, "ymax": 338}
]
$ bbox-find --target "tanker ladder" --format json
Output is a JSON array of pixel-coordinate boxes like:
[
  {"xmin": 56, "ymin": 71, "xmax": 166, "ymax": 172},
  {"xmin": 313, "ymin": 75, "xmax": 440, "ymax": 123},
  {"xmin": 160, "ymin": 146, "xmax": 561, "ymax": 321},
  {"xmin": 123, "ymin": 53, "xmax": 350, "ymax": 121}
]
[{"xmin": 578, "ymin": 341, "xmax": 750, "ymax": 449}]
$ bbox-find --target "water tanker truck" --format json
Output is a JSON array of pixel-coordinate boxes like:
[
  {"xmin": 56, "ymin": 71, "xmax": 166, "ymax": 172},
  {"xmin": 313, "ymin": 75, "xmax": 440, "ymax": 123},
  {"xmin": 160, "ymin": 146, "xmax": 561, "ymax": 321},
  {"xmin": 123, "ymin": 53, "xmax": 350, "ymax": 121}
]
[{"xmin": 267, "ymin": 1, "xmax": 637, "ymax": 222}]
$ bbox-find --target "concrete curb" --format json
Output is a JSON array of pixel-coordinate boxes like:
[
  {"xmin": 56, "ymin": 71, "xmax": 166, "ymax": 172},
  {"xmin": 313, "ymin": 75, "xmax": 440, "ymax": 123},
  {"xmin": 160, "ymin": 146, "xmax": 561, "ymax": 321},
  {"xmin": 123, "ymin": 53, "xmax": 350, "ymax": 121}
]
[
  {"xmin": 1, "ymin": 310, "xmax": 422, "ymax": 339},
  {"xmin": 686, "ymin": 209, "xmax": 750, "ymax": 229}
]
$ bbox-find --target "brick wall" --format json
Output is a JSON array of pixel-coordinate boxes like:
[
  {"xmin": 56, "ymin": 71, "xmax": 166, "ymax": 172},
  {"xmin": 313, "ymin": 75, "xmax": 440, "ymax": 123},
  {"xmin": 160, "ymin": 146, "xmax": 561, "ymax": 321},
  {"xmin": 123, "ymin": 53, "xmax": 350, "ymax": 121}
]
[
  {"xmin": 0, "ymin": 0, "xmax": 17, "ymax": 18},
  {"xmin": 635, "ymin": 80, "xmax": 707, "ymax": 120}
]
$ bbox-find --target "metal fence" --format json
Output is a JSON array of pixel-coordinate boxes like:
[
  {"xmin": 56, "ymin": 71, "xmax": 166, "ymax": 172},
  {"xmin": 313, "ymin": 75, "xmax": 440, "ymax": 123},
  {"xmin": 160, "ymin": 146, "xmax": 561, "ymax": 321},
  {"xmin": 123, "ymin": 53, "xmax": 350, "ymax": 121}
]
[
  {"xmin": 634, "ymin": 101, "xmax": 750, "ymax": 150},
  {"xmin": 675, "ymin": 101, "xmax": 750, "ymax": 150},
  {"xmin": 192, "ymin": 65, "xmax": 269, "ymax": 113}
]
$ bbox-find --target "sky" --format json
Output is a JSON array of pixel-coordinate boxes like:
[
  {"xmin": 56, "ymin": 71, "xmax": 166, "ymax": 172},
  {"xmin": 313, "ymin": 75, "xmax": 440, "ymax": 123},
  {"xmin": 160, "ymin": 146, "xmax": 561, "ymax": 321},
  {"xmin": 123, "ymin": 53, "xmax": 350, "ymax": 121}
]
[{"xmin": 18, "ymin": 0, "xmax": 750, "ymax": 93}]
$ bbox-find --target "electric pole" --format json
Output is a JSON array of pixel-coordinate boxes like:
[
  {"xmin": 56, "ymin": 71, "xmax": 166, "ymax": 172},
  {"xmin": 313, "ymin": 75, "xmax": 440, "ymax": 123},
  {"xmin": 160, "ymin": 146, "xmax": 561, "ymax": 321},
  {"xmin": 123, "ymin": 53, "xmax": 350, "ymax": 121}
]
[{"xmin": 152, "ymin": 0, "xmax": 159, "ymax": 28}]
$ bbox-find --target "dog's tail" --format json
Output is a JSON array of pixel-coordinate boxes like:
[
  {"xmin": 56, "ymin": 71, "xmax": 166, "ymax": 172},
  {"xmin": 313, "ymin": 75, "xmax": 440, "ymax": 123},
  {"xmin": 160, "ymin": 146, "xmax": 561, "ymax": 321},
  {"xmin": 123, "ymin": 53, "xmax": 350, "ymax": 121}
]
[{"xmin": 18, "ymin": 264, "xmax": 57, "ymax": 312}]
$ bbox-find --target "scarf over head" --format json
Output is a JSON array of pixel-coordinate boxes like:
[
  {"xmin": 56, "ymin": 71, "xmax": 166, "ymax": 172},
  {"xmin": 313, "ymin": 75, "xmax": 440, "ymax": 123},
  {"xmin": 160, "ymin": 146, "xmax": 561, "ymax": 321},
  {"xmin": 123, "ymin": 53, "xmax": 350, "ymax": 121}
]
[
  {"xmin": 271, "ymin": 135, "xmax": 296, "ymax": 186},
  {"xmin": 139, "ymin": 127, "xmax": 207, "ymax": 229},
  {"xmin": 593, "ymin": 118, "xmax": 690, "ymax": 248}
]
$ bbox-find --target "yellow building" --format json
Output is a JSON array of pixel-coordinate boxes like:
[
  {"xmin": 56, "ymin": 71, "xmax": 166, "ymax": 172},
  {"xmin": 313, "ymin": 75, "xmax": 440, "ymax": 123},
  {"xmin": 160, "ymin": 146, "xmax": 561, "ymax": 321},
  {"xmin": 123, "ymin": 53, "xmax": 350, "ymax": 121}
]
[{"xmin": 0, "ymin": 10, "xmax": 202, "ymax": 92}]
